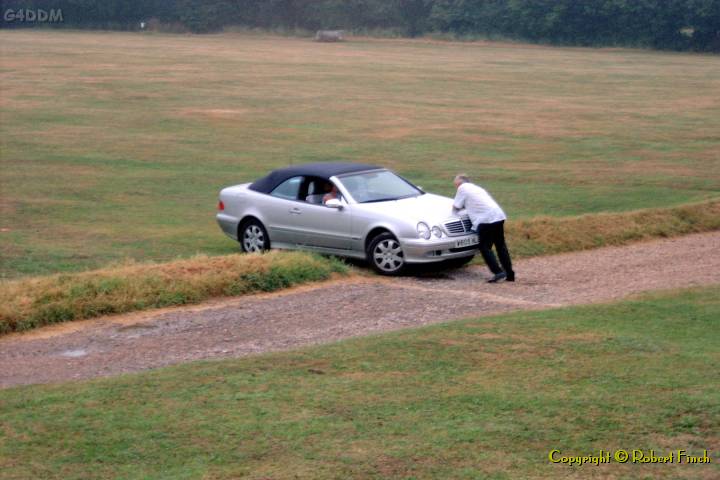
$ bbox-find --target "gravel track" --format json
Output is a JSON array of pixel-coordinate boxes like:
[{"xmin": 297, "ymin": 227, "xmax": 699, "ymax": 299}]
[{"xmin": 2, "ymin": 232, "xmax": 719, "ymax": 388}]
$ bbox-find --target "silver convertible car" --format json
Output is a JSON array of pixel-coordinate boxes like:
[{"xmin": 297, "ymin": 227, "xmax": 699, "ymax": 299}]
[{"xmin": 216, "ymin": 162, "xmax": 479, "ymax": 275}]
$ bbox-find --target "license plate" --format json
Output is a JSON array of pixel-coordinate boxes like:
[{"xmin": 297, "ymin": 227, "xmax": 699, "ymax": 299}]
[{"xmin": 455, "ymin": 236, "xmax": 479, "ymax": 248}]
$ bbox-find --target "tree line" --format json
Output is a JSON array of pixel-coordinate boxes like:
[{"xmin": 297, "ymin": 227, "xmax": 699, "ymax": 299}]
[{"xmin": 2, "ymin": 0, "xmax": 718, "ymax": 51}]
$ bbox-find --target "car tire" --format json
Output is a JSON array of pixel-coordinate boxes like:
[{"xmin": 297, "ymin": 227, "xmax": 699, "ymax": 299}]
[
  {"xmin": 367, "ymin": 232, "xmax": 406, "ymax": 275},
  {"xmin": 240, "ymin": 219, "xmax": 270, "ymax": 253}
]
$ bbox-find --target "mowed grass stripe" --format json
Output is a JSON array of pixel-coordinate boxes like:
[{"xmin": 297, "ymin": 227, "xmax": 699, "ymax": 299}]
[
  {"xmin": 1, "ymin": 199, "xmax": 718, "ymax": 335},
  {"xmin": 1, "ymin": 31, "xmax": 719, "ymax": 278},
  {"xmin": 1, "ymin": 286, "xmax": 717, "ymax": 479}
]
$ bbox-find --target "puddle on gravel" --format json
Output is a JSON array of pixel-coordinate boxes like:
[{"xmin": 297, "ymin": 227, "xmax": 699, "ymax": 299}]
[
  {"xmin": 116, "ymin": 323, "xmax": 158, "ymax": 332},
  {"xmin": 60, "ymin": 349, "xmax": 88, "ymax": 358}
]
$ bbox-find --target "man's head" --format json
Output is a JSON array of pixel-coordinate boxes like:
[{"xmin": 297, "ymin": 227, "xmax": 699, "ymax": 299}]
[{"xmin": 453, "ymin": 174, "xmax": 470, "ymax": 188}]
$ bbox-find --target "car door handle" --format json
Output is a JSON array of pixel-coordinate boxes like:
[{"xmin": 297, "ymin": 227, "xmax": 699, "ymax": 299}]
[{"xmin": 289, "ymin": 207, "xmax": 302, "ymax": 214}]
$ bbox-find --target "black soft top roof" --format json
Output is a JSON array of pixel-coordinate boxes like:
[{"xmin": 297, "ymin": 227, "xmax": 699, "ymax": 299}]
[{"xmin": 248, "ymin": 162, "xmax": 381, "ymax": 193}]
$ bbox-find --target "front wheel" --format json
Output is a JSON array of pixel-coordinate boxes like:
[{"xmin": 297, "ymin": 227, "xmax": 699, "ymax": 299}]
[
  {"xmin": 367, "ymin": 232, "xmax": 406, "ymax": 275},
  {"xmin": 240, "ymin": 219, "xmax": 270, "ymax": 253}
]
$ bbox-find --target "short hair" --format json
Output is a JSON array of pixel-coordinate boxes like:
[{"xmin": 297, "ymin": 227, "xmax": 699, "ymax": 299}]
[{"xmin": 454, "ymin": 174, "xmax": 470, "ymax": 184}]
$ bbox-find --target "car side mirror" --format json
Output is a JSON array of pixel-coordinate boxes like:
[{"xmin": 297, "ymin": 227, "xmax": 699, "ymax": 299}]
[{"xmin": 325, "ymin": 199, "xmax": 343, "ymax": 209}]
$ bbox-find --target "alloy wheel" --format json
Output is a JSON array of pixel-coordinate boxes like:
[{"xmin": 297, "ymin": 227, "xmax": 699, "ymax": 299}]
[
  {"xmin": 243, "ymin": 225, "xmax": 266, "ymax": 252},
  {"xmin": 373, "ymin": 239, "xmax": 404, "ymax": 273}
]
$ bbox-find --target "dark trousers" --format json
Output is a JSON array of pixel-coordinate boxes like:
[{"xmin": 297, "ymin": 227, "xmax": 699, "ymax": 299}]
[{"xmin": 475, "ymin": 220, "xmax": 514, "ymax": 277}]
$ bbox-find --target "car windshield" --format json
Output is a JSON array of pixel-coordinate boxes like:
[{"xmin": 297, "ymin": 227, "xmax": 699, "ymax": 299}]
[{"xmin": 338, "ymin": 170, "xmax": 422, "ymax": 203}]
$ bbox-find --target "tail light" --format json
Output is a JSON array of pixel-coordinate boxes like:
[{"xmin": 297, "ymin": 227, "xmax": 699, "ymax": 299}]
[{"xmin": 217, "ymin": 200, "xmax": 225, "ymax": 211}]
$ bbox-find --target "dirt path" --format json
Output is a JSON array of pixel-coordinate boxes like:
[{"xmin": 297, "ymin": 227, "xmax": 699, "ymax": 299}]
[{"xmin": 2, "ymin": 232, "xmax": 719, "ymax": 388}]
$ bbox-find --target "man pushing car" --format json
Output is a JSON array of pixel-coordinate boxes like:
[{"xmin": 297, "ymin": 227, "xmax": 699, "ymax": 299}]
[{"xmin": 452, "ymin": 174, "xmax": 515, "ymax": 283}]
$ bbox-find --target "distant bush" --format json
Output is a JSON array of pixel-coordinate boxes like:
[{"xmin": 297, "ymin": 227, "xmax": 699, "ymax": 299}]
[{"xmin": 1, "ymin": 0, "xmax": 718, "ymax": 52}]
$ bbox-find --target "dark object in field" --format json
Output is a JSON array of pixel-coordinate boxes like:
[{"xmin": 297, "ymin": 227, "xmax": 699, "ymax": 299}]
[{"xmin": 315, "ymin": 30, "xmax": 345, "ymax": 42}]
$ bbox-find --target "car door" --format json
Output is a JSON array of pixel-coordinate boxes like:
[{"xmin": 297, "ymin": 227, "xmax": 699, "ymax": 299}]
[
  {"xmin": 291, "ymin": 177, "xmax": 352, "ymax": 250},
  {"xmin": 295, "ymin": 201, "xmax": 352, "ymax": 250},
  {"xmin": 262, "ymin": 176, "xmax": 305, "ymax": 246}
]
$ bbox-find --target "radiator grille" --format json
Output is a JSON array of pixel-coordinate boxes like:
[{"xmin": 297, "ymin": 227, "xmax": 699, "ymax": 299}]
[{"xmin": 443, "ymin": 217, "xmax": 473, "ymax": 236}]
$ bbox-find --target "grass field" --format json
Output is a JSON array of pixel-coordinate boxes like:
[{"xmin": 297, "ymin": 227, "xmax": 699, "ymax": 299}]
[
  {"xmin": 1, "ymin": 31, "xmax": 719, "ymax": 278},
  {"xmin": 1, "ymin": 286, "xmax": 717, "ymax": 479}
]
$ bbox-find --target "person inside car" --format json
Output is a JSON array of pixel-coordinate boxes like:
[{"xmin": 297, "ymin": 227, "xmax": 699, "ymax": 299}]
[{"xmin": 323, "ymin": 183, "xmax": 339, "ymax": 204}]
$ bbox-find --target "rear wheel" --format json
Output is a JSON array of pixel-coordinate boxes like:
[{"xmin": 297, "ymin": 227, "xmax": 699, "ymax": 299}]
[
  {"xmin": 367, "ymin": 232, "xmax": 406, "ymax": 275},
  {"xmin": 240, "ymin": 219, "xmax": 269, "ymax": 253}
]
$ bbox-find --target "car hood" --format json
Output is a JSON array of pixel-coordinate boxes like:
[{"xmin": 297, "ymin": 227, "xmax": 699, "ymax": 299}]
[{"xmin": 355, "ymin": 193, "xmax": 461, "ymax": 224}]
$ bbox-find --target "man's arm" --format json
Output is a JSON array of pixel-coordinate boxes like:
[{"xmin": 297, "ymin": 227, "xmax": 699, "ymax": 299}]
[{"xmin": 452, "ymin": 187, "xmax": 465, "ymax": 212}]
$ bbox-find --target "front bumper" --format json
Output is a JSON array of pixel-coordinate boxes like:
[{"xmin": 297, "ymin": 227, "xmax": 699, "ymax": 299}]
[{"xmin": 401, "ymin": 233, "xmax": 479, "ymax": 263}]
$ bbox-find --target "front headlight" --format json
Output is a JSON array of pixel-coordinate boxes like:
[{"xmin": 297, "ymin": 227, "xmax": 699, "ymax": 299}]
[
  {"xmin": 431, "ymin": 226, "xmax": 443, "ymax": 238},
  {"xmin": 417, "ymin": 222, "xmax": 431, "ymax": 240}
]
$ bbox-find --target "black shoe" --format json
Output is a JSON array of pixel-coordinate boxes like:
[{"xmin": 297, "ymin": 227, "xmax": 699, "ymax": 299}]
[
  {"xmin": 506, "ymin": 273, "xmax": 515, "ymax": 282},
  {"xmin": 488, "ymin": 272, "xmax": 507, "ymax": 283}
]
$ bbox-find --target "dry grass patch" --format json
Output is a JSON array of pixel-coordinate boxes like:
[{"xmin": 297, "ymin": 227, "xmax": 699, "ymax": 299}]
[
  {"xmin": 0, "ymin": 251, "xmax": 348, "ymax": 334},
  {"xmin": 510, "ymin": 198, "xmax": 720, "ymax": 257}
]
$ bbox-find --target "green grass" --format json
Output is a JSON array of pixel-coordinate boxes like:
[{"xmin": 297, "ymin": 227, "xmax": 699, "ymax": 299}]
[
  {"xmin": 1, "ymin": 31, "xmax": 719, "ymax": 278},
  {"xmin": 1, "ymin": 286, "xmax": 717, "ymax": 479}
]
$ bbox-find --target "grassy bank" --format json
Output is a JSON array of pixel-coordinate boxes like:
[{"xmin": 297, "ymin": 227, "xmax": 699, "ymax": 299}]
[
  {"xmin": 1, "ymin": 286, "xmax": 717, "ymax": 479},
  {"xmin": 2, "ymin": 199, "xmax": 718, "ymax": 335},
  {"xmin": 0, "ymin": 251, "xmax": 347, "ymax": 334},
  {"xmin": 1, "ymin": 30, "xmax": 719, "ymax": 278},
  {"xmin": 508, "ymin": 198, "xmax": 720, "ymax": 257}
]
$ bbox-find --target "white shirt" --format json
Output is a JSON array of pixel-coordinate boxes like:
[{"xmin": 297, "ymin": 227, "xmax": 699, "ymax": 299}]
[{"xmin": 453, "ymin": 182, "xmax": 506, "ymax": 228}]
